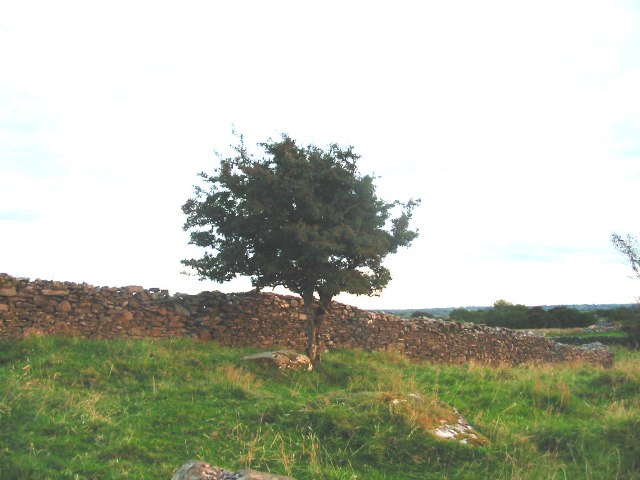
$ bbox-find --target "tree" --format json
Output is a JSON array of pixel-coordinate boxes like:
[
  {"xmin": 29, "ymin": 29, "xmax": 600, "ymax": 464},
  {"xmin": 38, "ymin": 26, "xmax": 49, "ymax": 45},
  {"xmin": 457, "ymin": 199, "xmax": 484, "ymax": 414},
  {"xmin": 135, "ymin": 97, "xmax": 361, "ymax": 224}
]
[
  {"xmin": 484, "ymin": 300, "xmax": 529, "ymax": 328},
  {"xmin": 182, "ymin": 134, "xmax": 419, "ymax": 363},
  {"xmin": 449, "ymin": 308, "xmax": 485, "ymax": 324},
  {"xmin": 612, "ymin": 234, "xmax": 640, "ymax": 278},
  {"xmin": 611, "ymin": 233, "xmax": 640, "ymax": 347}
]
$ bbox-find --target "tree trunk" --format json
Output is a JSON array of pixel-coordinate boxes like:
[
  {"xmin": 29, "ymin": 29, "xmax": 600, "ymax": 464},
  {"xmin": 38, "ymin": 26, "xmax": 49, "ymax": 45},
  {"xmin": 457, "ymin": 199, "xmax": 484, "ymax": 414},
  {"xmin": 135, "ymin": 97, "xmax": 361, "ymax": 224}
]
[
  {"xmin": 305, "ymin": 314, "xmax": 320, "ymax": 365},
  {"xmin": 302, "ymin": 292, "xmax": 324, "ymax": 365}
]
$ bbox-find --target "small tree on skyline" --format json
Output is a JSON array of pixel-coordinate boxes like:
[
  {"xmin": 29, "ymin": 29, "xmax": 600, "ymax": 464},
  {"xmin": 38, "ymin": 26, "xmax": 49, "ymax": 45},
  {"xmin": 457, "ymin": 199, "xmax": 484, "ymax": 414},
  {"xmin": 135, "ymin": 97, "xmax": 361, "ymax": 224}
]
[
  {"xmin": 611, "ymin": 233, "xmax": 640, "ymax": 346},
  {"xmin": 612, "ymin": 234, "xmax": 640, "ymax": 279},
  {"xmin": 181, "ymin": 134, "xmax": 419, "ymax": 363}
]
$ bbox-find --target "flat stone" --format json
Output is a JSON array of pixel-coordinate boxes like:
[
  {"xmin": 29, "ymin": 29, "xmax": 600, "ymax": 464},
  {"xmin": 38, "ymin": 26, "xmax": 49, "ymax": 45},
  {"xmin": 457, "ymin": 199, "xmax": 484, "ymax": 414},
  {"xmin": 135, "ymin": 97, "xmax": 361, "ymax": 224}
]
[
  {"xmin": 0, "ymin": 287, "xmax": 17, "ymax": 297},
  {"xmin": 41, "ymin": 289, "xmax": 69, "ymax": 296},
  {"xmin": 171, "ymin": 461, "xmax": 225, "ymax": 480},
  {"xmin": 433, "ymin": 415, "xmax": 488, "ymax": 446},
  {"xmin": 385, "ymin": 393, "xmax": 488, "ymax": 446},
  {"xmin": 0, "ymin": 303, "xmax": 9, "ymax": 311},
  {"xmin": 243, "ymin": 350, "xmax": 312, "ymax": 371},
  {"xmin": 236, "ymin": 470, "xmax": 297, "ymax": 480},
  {"xmin": 171, "ymin": 461, "xmax": 296, "ymax": 480}
]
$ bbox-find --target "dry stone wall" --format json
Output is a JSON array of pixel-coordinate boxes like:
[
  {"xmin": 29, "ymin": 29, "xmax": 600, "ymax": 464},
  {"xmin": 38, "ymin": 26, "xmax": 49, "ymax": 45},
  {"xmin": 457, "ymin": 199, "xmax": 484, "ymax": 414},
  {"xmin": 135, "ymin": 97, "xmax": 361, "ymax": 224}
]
[{"xmin": 0, "ymin": 273, "xmax": 613, "ymax": 367}]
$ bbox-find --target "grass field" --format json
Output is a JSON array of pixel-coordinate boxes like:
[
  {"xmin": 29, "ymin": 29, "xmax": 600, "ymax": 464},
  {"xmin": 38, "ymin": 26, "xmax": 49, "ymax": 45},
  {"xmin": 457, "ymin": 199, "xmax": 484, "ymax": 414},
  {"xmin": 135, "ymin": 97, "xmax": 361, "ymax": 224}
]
[
  {"xmin": 540, "ymin": 328, "xmax": 628, "ymax": 338},
  {"xmin": 1, "ymin": 337, "xmax": 639, "ymax": 479}
]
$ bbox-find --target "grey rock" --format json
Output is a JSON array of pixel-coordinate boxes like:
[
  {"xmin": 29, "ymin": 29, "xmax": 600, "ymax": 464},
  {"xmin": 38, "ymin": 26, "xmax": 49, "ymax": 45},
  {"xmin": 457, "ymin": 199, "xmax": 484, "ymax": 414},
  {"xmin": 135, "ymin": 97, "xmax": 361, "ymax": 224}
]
[
  {"xmin": 171, "ymin": 461, "xmax": 295, "ymax": 480},
  {"xmin": 172, "ymin": 461, "xmax": 224, "ymax": 480},
  {"xmin": 580, "ymin": 342, "xmax": 609, "ymax": 351},
  {"xmin": 243, "ymin": 350, "xmax": 312, "ymax": 371}
]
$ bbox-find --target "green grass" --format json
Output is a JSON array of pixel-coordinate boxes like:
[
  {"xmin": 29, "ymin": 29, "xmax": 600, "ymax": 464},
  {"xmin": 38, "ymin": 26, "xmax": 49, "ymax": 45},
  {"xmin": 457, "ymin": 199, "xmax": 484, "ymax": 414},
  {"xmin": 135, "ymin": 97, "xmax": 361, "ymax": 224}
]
[
  {"xmin": 545, "ymin": 330, "xmax": 629, "ymax": 339},
  {"xmin": 545, "ymin": 330, "xmax": 633, "ymax": 347},
  {"xmin": 1, "ymin": 337, "xmax": 639, "ymax": 479}
]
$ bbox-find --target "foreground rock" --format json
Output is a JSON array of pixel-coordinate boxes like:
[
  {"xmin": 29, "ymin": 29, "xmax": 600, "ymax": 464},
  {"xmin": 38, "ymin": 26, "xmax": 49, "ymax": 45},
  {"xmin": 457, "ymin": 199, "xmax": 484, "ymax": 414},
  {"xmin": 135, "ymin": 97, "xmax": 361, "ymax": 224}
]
[
  {"xmin": 243, "ymin": 350, "xmax": 312, "ymax": 371},
  {"xmin": 171, "ymin": 461, "xmax": 296, "ymax": 480},
  {"xmin": 432, "ymin": 412, "xmax": 486, "ymax": 445},
  {"xmin": 385, "ymin": 392, "xmax": 488, "ymax": 446}
]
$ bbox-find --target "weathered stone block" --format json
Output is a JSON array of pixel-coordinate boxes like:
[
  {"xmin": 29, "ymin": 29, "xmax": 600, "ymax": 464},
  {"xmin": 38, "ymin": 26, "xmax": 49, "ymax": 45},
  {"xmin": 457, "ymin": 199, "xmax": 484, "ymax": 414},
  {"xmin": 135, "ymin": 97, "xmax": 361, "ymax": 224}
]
[
  {"xmin": 174, "ymin": 303, "xmax": 190, "ymax": 316},
  {"xmin": 0, "ymin": 288, "xmax": 17, "ymax": 297},
  {"xmin": 171, "ymin": 461, "xmax": 296, "ymax": 480},
  {"xmin": 197, "ymin": 330, "xmax": 212, "ymax": 341},
  {"xmin": 56, "ymin": 300, "xmax": 72, "ymax": 313},
  {"xmin": 22, "ymin": 328, "xmax": 45, "ymax": 337},
  {"xmin": 243, "ymin": 350, "xmax": 312, "ymax": 371},
  {"xmin": 41, "ymin": 289, "xmax": 69, "ymax": 296},
  {"xmin": 128, "ymin": 327, "xmax": 147, "ymax": 336}
]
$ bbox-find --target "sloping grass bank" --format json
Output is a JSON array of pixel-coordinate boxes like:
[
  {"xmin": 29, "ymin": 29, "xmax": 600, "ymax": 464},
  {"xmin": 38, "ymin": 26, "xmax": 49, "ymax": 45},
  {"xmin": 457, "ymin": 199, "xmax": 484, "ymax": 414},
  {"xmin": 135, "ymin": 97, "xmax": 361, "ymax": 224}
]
[{"xmin": 1, "ymin": 337, "xmax": 639, "ymax": 479}]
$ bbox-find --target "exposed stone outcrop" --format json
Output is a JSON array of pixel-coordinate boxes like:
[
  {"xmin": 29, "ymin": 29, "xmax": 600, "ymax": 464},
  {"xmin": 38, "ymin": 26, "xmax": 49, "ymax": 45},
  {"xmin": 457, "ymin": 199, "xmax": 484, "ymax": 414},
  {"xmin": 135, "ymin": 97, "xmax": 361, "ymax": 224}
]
[
  {"xmin": 243, "ymin": 351, "xmax": 313, "ymax": 371},
  {"xmin": 385, "ymin": 392, "xmax": 488, "ymax": 446},
  {"xmin": 433, "ymin": 413, "xmax": 486, "ymax": 445},
  {"xmin": 0, "ymin": 273, "xmax": 613, "ymax": 367},
  {"xmin": 171, "ymin": 461, "xmax": 295, "ymax": 480}
]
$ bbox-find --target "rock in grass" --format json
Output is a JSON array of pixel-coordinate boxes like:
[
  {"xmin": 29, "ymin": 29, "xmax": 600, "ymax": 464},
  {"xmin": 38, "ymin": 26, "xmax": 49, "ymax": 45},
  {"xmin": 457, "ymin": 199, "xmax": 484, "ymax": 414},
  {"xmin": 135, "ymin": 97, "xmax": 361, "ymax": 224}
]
[
  {"xmin": 432, "ymin": 413, "xmax": 487, "ymax": 446},
  {"xmin": 384, "ymin": 392, "xmax": 488, "ymax": 446},
  {"xmin": 234, "ymin": 470, "xmax": 296, "ymax": 480},
  {"xmin": 243, "ymin": 350, "xmax": 312, "ymax": 371},
  {"xmin": 171, "ymin": 461, "xmax": 224, "ymax": 479},
  {"xmin": 171, "ymin": 461, "xmax": 296, "ymax": 480}
]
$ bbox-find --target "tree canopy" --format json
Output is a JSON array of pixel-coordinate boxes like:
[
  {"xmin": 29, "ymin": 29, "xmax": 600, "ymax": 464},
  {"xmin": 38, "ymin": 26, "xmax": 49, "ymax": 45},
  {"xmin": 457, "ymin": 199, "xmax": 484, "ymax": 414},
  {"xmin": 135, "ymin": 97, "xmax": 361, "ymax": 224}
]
[
  {"xmin": 612, "ymin": 233, "xmax": 640, "ymax": 279},
  {"xmin": 611, "ymin": 233, "xmax": 640, "ymax": 346},
  {"xmin": 182, "ymin": 134, "xmax": 419, "ymax": 361}
]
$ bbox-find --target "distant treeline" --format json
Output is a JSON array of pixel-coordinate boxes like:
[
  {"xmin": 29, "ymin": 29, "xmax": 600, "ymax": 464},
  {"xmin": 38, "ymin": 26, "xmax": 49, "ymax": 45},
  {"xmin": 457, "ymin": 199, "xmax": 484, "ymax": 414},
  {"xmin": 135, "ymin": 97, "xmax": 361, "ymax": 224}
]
[
  {"xmin": 592, "ymin": 306, "xmax": 640, "ymax": 324},
  {"xmin": 447, "ymin": 300, "xmax": 597, "ymax": 329},
  {"xmin": 387, "ymin": 303, "xmax": 635, "ymax": 318},
  {"xmin": 388, "ymin": 303, "xmax": 640, "ymax": 331}
]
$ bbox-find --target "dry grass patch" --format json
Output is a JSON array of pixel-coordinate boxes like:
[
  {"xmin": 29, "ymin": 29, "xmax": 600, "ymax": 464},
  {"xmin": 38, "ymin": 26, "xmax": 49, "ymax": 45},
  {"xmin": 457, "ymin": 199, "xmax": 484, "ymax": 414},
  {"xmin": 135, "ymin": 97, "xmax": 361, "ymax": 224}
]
[{"xmin": 217, "ymin": 364, "xmax": 264, "ymax": 393}]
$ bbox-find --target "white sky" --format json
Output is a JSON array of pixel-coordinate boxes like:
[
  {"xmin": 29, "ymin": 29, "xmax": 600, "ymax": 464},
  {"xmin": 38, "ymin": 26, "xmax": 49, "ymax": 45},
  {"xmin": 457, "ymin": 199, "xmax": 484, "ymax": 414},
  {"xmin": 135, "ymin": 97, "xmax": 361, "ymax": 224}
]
[{"xmin": 1, "ymin": 0, "xmax": 639, "ymax": 309}]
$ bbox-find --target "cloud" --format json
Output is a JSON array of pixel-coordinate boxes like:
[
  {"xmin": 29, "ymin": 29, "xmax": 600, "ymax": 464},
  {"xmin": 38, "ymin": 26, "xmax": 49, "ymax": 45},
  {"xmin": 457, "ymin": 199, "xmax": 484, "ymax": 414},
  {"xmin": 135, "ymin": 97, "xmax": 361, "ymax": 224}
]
[
  {"xmin": 0, "ymin": 210, "xmax": 38, "ymax": 222},
  {"xmin": 480, "ymin": 243, "xmax": 583, "ymax": 263},
  {"xmin": 0, "ymin": 89, "xmax": 61, "ymax": 176},
  {"xmin": 1, "ymin": 0, "xmax": 640, "ymax": 308},
  {"xmin": 610, "ymin": 119, "xmax": 640, "ymax": 159}
]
